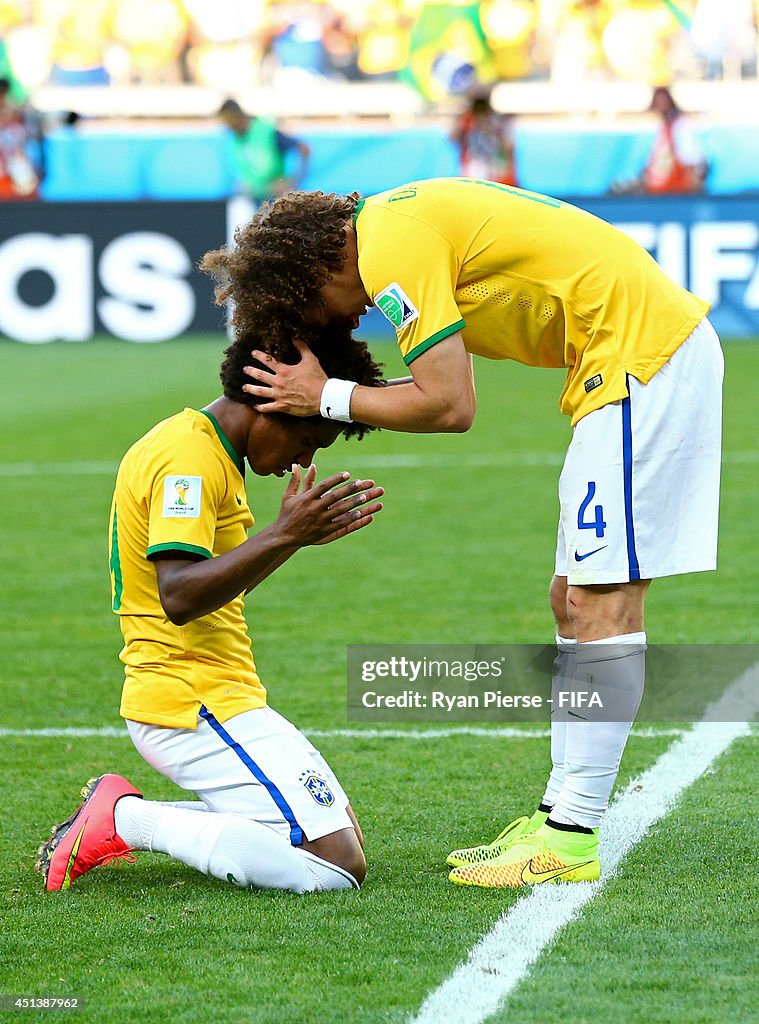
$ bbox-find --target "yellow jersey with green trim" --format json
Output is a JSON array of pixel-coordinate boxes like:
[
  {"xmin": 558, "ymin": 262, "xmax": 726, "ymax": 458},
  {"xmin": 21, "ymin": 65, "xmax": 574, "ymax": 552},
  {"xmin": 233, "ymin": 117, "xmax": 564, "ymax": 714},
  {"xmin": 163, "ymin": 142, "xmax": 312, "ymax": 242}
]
[
  {"xmin": 108, "ymin": 407, "xmax": 267, "ymax": 729},
  {"xmin": 355, "ymin": 178, "xmax": 709, "ymax": 424}
]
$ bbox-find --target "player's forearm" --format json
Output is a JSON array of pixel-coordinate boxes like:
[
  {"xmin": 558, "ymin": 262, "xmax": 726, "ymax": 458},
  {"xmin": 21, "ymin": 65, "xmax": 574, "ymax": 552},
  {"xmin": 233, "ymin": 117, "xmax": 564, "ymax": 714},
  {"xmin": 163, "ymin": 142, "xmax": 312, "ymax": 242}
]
[
  {"xmin": 350, "ymin": 381, "xmax": 474, "ymax": 433},
  {"xmin": 158, "ymin": 471, "xmax": 383, "ymax": 622},
  {"xmin": 158, "ymin": 525, "xmax": 298, "ymax": 625},
  {"xmin": 243, "ymin": 547, "xmax": 298, "ymax": 594}
]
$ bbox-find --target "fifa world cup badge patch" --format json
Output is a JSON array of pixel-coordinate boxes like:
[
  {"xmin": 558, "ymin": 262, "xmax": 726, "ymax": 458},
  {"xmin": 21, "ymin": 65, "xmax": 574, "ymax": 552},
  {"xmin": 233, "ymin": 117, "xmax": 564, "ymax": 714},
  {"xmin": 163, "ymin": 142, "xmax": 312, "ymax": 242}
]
[
  {"xmin": 375, "ymin": 283, "xmax": 419, "ymax": 330},
  {"xmin": 162, "ymin": 475, "xmax": 202, "ymax": 518},
  {"xmin": 300, "ymin": 771, "xmax": 335, "ymax": 807}
]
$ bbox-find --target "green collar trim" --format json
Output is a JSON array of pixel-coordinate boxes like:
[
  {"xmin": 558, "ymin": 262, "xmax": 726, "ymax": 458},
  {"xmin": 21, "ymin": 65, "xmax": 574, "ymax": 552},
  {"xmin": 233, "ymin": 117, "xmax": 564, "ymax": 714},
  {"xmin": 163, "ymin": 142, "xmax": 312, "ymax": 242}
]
[
  {"xmin": 353, "ymin": 197, "xmax": 365, "ymax": 228},
  {"xmin": 200, "ymin": 409, "xmax": 245, "ymax": 476}
]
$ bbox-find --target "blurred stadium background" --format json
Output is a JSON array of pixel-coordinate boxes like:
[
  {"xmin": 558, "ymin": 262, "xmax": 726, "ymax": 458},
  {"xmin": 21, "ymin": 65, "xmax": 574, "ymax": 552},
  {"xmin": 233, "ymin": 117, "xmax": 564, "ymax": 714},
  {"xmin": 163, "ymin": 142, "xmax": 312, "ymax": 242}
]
[{"xmin": 1, "ymin": 0, "xmax": 759, "ymax": 344}]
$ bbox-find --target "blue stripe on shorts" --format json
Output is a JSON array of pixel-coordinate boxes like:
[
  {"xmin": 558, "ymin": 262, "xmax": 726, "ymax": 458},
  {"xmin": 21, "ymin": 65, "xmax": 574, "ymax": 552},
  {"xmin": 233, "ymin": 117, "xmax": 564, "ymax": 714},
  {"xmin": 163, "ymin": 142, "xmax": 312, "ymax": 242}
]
[
  {"xmin": 621, "ymin": 381, "xmax": 641, "ymax": 582},
  {"xmin": 198, "ymin": 706, "xmax": 304, "ymax": 846}
]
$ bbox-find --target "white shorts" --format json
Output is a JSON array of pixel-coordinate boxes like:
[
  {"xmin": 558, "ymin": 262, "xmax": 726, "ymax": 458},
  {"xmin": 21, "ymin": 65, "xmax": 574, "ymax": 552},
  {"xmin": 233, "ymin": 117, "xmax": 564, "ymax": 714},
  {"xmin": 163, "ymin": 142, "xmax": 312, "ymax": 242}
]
[
  {"xmin": 126, "ymin": 706, "xmax": 353, "ymax": 846},
  {"xmin": 555, "ymin": 318, "xmax": 724, "ymax": 585}
]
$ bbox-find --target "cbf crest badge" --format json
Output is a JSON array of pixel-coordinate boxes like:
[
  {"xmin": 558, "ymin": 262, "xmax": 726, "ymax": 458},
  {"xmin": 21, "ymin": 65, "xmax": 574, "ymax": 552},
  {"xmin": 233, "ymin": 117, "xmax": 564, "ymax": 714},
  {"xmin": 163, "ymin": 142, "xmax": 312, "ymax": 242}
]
[{"xmin": 299, "ymin": 771, "xmax": 335, "ymax": 807}]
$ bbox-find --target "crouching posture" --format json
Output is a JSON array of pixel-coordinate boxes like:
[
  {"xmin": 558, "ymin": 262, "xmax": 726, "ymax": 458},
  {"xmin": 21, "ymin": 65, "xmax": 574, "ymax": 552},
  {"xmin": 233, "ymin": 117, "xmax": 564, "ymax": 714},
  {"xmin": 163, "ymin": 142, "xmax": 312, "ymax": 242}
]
[{"xmin": 36, "ymin": 333, "xmax": 384, "ymax": 894}]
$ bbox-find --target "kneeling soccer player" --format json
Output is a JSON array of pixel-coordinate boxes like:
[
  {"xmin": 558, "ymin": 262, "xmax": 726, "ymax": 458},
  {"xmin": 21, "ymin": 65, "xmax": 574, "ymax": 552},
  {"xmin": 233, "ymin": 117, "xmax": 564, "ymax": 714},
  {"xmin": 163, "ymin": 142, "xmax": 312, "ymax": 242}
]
[{"xmin": 36, "ymin": 334, "xmax": 384, "ymax": 894}]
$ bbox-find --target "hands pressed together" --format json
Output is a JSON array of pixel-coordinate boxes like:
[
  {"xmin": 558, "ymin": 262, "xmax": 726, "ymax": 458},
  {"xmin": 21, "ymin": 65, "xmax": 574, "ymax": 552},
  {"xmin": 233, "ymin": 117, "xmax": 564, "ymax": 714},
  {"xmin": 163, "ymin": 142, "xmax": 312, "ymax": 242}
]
[{"xmin": 277, "ymin": 465, "xmax": 384, "ymax": 547}]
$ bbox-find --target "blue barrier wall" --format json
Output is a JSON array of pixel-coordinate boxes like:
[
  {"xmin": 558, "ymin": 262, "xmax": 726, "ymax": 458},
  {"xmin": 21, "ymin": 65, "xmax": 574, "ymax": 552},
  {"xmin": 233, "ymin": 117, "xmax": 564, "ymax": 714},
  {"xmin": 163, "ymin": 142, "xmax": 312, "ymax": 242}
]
[
  {"xmin": 40, "ymin": 123, "xmax": 759, "ymax": 202},
  {"xmin": 40, "ymin": 126, "xmax": 460, "ymax": 201}
]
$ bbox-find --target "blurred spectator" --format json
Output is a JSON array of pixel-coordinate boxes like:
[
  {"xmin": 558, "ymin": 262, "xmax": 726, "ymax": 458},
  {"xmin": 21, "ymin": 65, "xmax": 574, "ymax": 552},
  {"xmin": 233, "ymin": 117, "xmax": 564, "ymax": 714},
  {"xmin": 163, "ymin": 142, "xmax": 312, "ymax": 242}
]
[
  {"xmin": 267, "ymin": 2, "xmax": 328, "ymax": 78},
  {"xmin": 0, "ymin": 76, "xmax": 41, "ymax": 198},
  {"xmin": 183, "ymin": 0, "xmax": 266, "ymax": 90},
  {"xmin": 602, "ymin": 0, "xmax": 692, "ymax": 84},
  {"xmin": 45, "ymin": 0, "xmax": 112, "ymax": 86},
  {"xmin": 218, "ymin": 98, "xmax": 310, "ymax": 202},
  {"xmin": 551, "ymin": 0, "xmax": 610, "ymax": 84},
  {"xmin": 0, "ymin": 34, "xmax": 26, "ymax": 100},
  {"xmin": 355, "ymin": 3, "xmax": 411, "ymax": 80},
  {"xmin": 0, "ymin": 11, "xmax": 52, "ymax": 93},
  {"xmin": 691, "ymin": 0, "xmax": 757, "ymax": 78},
  {"xmin": 452, "ymin": 88, "xmax": 518, "ymax": 185},
  {"xmin": 612, "ymin": 86, "xmax": 708, "ymax": 195},
  {"xmin": 322, "ymin": 12, "xmax": 361, "ymax": 80},
  {"xmin": 480, "ymin": 0, "xmax": 537, "ymax": 80},
  {"xmin": 109, "ymin": 0, "xmax": 188, "ymax": 84}
]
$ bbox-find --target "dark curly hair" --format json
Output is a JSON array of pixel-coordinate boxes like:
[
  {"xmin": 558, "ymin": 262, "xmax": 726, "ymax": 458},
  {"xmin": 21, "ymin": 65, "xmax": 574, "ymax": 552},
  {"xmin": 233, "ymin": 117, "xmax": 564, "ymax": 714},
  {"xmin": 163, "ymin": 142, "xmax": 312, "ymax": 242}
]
[
  {"xmin": 220, "ymin": 323, "xmax": 383, "ymax": 441},
  {"xmin": 201, "ymin": 191, "xmax": 360, "ymax": 359}
]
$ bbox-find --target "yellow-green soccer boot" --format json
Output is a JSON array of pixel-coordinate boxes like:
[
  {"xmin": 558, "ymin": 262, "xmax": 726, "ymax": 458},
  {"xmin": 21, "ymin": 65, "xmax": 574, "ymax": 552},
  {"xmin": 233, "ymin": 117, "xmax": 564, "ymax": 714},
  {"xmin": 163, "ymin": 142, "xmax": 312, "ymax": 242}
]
[
  {"xmin": 449, "ymin": 822, "xmax": 600, "ymax": 887},
  {"xmin": 446, "ymin": 809, "xmax": 549, "ymax": 868}
]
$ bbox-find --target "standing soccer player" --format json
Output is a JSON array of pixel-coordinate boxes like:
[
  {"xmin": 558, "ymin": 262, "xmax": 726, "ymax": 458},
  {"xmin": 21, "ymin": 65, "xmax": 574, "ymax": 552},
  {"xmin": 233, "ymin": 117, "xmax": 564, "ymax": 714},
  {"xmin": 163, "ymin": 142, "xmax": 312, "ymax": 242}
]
[
  {"xmin": 36, "ymin": 332, "xmax": 384, "ymax": 895},
  {"xmin": 202, "ymin": 178, "xmax": 723, "ymax": 887}
]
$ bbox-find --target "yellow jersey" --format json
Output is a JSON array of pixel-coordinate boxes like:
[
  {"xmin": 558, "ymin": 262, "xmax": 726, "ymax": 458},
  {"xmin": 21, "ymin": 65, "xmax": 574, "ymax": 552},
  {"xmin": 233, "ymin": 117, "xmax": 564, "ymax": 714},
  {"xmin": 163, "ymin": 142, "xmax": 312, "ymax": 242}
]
[
  {"xmin": 355, "ymin": 178, "xmax": 709, "ymax": 424},
  {"xmin": 109, "ymin": 407, "xmax": 267, "ymax": 729}
]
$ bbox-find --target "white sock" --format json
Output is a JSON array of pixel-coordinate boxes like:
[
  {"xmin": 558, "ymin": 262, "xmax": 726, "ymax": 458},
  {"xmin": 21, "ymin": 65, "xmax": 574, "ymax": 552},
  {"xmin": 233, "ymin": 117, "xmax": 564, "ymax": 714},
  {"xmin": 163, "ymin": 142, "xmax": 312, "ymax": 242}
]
[
  {"xmin": 551, "ymin": 632, "xmax": 646, "ymax": 829},
  {"xmin": 114, "ymin": 798, "xmax": 357, "ymax": 893},
  {"xmin": 156, "ymin": 801, "xmax": 209, "ymax": 811},
  {"xmin": 115, "ymin": 798, "xmax": 209, "ymax": 849},
  {"xmin": 540, "ymin": 635, "xmax": 576, "ymax": 808}
]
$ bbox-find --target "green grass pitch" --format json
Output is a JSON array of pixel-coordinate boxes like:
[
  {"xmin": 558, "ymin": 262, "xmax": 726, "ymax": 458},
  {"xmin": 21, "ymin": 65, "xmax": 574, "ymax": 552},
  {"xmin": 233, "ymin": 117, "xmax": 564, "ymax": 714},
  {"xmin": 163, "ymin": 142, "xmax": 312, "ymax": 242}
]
[{"xmin": 1, "ymin": 337, "xmax": 757, "ymax": 1024}]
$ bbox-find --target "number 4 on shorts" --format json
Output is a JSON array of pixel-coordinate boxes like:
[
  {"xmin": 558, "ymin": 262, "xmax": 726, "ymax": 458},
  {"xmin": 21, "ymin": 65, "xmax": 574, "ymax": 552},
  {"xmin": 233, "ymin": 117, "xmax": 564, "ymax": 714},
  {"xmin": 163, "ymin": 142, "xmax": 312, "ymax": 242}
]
[{"xmin": 578, "ymin": 481, "xmax": 606, "ymax": 538}]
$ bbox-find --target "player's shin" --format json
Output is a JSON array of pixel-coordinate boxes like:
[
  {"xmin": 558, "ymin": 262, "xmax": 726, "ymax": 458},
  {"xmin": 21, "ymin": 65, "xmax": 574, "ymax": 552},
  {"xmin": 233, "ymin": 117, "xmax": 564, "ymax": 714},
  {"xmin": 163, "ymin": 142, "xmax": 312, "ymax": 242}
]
[
  {"xmin": 549, "ymin": 633, "xmax": 646, "ymax": 830},
  {"xmin": 114, "ymin": 799, "xmax": 358, "ymax": 892},
  {"xmin": 540, "ymin": 635, "xmax": 577, "ymax": 809}
]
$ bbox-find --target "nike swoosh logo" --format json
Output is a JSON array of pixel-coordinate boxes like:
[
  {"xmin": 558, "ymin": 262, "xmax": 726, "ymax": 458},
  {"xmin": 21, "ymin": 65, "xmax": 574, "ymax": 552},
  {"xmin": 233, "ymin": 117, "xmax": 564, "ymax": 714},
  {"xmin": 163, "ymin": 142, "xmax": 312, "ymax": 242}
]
[
  {"xmin": 236, "ymin": 496, "xmax": 242, "ymax": 505},
  {"xmin": 63, "ymin": 822, "xmax": 88, "ymax": 889},
  {"xmin": 574, "ymin": 545, "xmax": 608, "ymax": 562},
  {"xmin": 521, "ymin": 858, "xmax": 595, "ymax": 884}
]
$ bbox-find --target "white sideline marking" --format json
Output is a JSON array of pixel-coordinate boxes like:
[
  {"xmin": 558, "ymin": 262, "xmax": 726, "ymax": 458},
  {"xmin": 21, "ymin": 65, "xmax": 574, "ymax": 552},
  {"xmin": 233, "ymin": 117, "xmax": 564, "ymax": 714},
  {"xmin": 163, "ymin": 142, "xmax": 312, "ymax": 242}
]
[
  {"xmin": 0, "ymin": 725, "xmax": 684, "ymax": 741},
  {"xmin": 0, "ymin": 461, "xmax": 120, "ymax": 477},
  {"xmin": 0, "ymin": 451, "xmax": 756, "ymax": 477},
  {"xmin": 409, "ymin": 661, "xmax": 759, "ymax": 1024}
]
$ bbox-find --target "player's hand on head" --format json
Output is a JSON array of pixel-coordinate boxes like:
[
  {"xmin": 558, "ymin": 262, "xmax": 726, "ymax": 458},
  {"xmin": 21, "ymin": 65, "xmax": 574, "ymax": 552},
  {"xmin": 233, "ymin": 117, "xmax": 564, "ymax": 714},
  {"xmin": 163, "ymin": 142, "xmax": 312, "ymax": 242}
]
[
  {"xmin": 243, "ymin": 340, "xmax": 326, "ymax": 417},
  {"xmin": 277, "ymin": 467, "xmax": 383, "ymax": 546}
]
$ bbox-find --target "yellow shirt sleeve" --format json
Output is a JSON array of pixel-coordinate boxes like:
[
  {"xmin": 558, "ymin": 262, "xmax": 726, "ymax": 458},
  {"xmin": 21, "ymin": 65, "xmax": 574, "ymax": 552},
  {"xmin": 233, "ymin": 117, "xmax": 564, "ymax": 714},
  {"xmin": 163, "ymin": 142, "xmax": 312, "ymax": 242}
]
[
  {"xmin": 357, "ymin": 206, "xmax": 465, "ymax": 365},
  {"xmin": 145, "ymin": 434, "xmax": 226, "ymax": 561}
]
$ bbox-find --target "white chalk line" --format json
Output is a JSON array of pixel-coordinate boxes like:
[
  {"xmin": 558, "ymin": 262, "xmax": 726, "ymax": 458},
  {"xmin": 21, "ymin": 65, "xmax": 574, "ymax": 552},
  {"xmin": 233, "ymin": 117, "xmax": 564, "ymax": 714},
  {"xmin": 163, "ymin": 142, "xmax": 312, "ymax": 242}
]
[
  {"xmin": 0, "ymin": 451, "xmax": 757, "ymax": 477},
  {"xmin": 0, "ymin": 460, "xmax": 120, "ymax": 477},
  {"xmin": 0, "ymin": 725, "xmax": 685, "ymax": 741},
  {"xmin": 409, "ymin": 659, "xmax": 759, "ymax": 1024}
]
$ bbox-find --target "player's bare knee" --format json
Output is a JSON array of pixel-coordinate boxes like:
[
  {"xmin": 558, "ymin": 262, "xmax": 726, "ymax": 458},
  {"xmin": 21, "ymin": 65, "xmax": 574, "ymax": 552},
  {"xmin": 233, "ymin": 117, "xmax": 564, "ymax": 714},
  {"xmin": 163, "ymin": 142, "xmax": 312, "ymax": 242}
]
[
  {"xmin": 342, "ymin": 845, "xmax": 367, "ymax": 885},
  {"xmin": 567, "ymin": 581, "xmax": 651, "ymax": 639},
  {"xmin": 304, "ymin": 827, "xmax": 367, "ymax": 885},
  {"xmin": 333, "ymin": 841, "xmax": 366, "ymax": 886}
]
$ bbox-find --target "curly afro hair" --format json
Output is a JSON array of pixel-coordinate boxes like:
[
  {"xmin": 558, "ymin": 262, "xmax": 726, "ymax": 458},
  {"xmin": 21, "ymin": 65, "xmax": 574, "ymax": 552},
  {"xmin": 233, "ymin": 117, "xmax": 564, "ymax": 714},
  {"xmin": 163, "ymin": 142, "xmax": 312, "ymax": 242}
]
[
  {"xmin": 201, "ymin": 191, "xmax": 360, "ymax": 359},
  {"xmin": 220, "ymin": 322, "xmax": 384, "ymax": 441}
]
